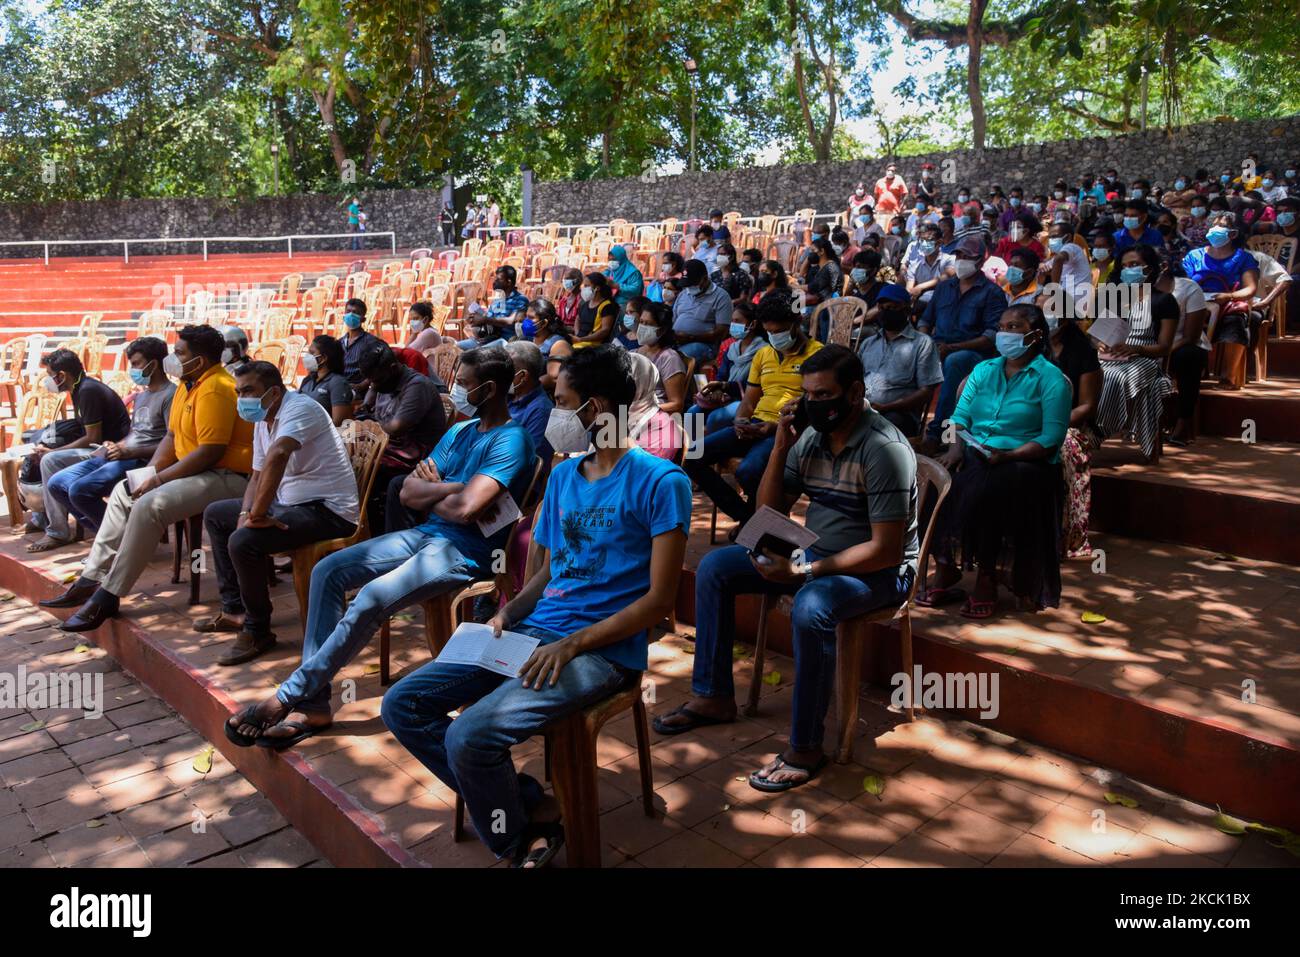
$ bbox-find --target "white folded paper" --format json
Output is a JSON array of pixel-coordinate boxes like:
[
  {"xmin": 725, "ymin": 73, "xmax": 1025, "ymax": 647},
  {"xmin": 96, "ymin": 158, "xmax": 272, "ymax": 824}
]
[
  {"xmin": 436, "ymin": 622, "xmax": 540, "ymax": 678},
  {"xmin": 125, "ymin": 465, "xmax": 157, "ymax": 494},
  {"xmin": 476, "ymin": 489, "xmax": 521, "ymax": 537}
]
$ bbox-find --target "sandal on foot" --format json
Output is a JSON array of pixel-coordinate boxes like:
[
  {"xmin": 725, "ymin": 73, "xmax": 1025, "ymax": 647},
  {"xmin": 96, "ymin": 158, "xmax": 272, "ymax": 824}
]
[
  {"xmin": 748, "ymin": 754, "xmax": 828, "ymax": 793},
  {"xmin": 26, "ymin": 535, "xmax": 74, "ymax": 553},
  {"xmin": 513, "ymin": 820, "xmax": 565, "ymax": 868},
  {"xmin": 959, "ymin": 597, "xmax": 998, "ymax": 620},
  {"xmin": 255, "ymin": 718, "xmax": 328, "ymax": 751},
  {"xmin": 915, "ymin": 585, "xmax": 966, "ymax": 608},
  {"xmin": 651, "ymin": 704, "xmax": 735, "ymax": 736},
  {"xmin": 224, "ymin": 704, "xmax": 272, "ymax": 748}
]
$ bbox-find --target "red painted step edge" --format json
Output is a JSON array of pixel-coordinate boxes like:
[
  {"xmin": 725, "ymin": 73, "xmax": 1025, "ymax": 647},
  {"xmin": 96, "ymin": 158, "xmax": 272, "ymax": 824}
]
[
  {"xmin": 0, "ymin": 552, "xmax": 420, "ymax": 868},
  {"xmin": 674, "ymin": 569, "xmax": 1300, "ymax": 832}
]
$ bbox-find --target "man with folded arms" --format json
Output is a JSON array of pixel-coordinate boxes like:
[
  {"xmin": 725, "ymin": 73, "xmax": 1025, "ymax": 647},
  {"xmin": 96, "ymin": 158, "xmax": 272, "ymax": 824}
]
[
  {"xmin": 381, "ymin": 345, "xmax": 692, "ymax": 867},
  {"xmin": 224, "ymin": 347, "xmax": 533, "ymax": 751},
  {"xmin": 44, "ymin": 325, "xmax": 253, "ymax": 632},
  {"xmin": 199, "ymin": 362, "xmax": 359, "ymax": 665},
  {"xmin": 27, "ymin": 347, "xmax": 133, "ymax": 552},
  {"xmin": 42, "ymin": 336, "xmax": 174, "ymax": 545},
  {"xmin": 655, "ymin": 345, "xmax": 919, "ymax": 793}
]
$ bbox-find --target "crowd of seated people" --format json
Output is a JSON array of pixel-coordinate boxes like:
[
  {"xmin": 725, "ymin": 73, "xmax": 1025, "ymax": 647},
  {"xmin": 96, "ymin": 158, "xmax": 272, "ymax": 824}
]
[{"xmin": 13, "ymin": 151, "xmax": 1299, "ymax": 866}]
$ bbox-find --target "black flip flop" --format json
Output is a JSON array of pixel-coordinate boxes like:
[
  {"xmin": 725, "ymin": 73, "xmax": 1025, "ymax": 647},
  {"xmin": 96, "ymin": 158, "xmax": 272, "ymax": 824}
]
[
  {"xmin": 914, "ymin": 585, "xmax": 966, "ymax": 608},
  {"xmin": 224, "ymin": 705, "xmax": 270, "ymax": 748},
  {"xmin": 255, "ymin": 719, "xmax": 327, "ymax": 751},
  {"xmin": 651, "ymin": 704, "xmax": 735, "ymax": 736},
  {"xmin": 513, "ymin": 821, "xmax": 565, "ymax": 868},
  {"xmin": 748, "ymin": 754, "xmax": 828, "ymax": 793}
]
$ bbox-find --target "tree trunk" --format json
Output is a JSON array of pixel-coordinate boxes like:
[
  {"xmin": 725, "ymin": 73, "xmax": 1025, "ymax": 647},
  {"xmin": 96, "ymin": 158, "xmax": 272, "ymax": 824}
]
[
  {"xmin": 311, "ymin": 80, "xmax": 349, "ymax": 178},
  {"xmin": 967, "ymin": 0, "xmax": 986, "ymax": 151}
]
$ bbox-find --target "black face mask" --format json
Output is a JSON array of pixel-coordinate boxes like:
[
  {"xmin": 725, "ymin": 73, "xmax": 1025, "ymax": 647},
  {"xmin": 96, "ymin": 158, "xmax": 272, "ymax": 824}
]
[
  {"xmin": 806, "ymin": 393, "xmax": 852, "ymax": 433},
  {"xmin": 880, "ymin": 307, "xmax": 909, "ymax": 332}
]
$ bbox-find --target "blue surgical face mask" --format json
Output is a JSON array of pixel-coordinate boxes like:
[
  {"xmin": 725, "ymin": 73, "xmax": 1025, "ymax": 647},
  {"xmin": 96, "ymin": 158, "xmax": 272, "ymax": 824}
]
[
  {"xmin": 1262, "ymin": 179, "xmax": 1274, "ymax": 188},
  {"xmin": 1045, "ymin": 314, "xmax": 1060, "ymax": 333},
  {"xmin": 1220, "ymin": 174, "xmax": 1231, "ymax": 185},
  {"xmin": 1028, "ymin": 203, "xmax": 1042, "ymax": 214},
  {"xmin": 1123, "ymin": 216, "xmax": 1140, "ymax": 230},
  {"xmin": 918, "ymin": 240, "xmax": 936, "ymax": 255},
  {"xmin": 1048, "ymin": 237, "xmax": 1065, "ymax": 252},
  {"xmin": 623, "ymin": 312, "xmax": 636, "ymax": 330},
  {"xmin": 237, "ymin": 392, "xmax": 271, "ymax": 423},
  {"xmin": 129, "ymin": 367, "xmax": 149, "ymax": 386},
  {"xmin": 1130, "ymin": 189, "xmax": 1144, "ymax": 200},
  {"xmin": 1190, "ymin": 206, "xmax": 1207, "ymax": 218},
  {"xmin": 1206, "ymin": 226, "xmax": 1232, "ymax": 248},
  {"xmin": 1174, "ymin": 179, "xmax": 1187, "ymax": 190},
  {"xmin": 343, "ymin": 311, "xmax": 363, "ymax": 329},
  {"xmin": 915, "ymin": 202, "xmax": 927, "ymax": 212},
  {"xmin": 850, "ymin": 267, "xmax": 868, "ymax": 283},
  {"xmin": 995, "ymin": 331, "xmax": 1030, "ymax": 359},
  {"xmin": 521, "ymin": 318, "xmax": 538, "ymax": 338},
  {"xmin": 1120, "ymin": 265, "xmax": 1147, "ymax": 285},
  {"xmin": 1009, "ymin": 197, "xmax": 1021, "ymax": 207},
  {"xmin": 1278, "ymin": 212, "xmax": 1296, "ymax": 227},
  {"xmin": 1004, "ymin": 266, "xmax": 1025, "ymax": 285},
  {"xmin": 1092, "ymin": 247, "xmax": 1110, "ymax": 261},
  {"xmin": 768, "ymin": 328, "xmax": 796, "ymax": 353},
  {"xmin": 729, "ymin": 321, "xmax": 748, "ymax": 339}
]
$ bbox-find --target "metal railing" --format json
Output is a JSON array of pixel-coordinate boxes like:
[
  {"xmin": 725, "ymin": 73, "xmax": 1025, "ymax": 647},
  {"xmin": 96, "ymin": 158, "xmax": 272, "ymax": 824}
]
[
  {"xmin": 0, "ymin": 231, "xmax": 398, "ymax": 265},
  {"xmin": 464, "ymin": 212, "xmax": 844, "ymax": 243}
]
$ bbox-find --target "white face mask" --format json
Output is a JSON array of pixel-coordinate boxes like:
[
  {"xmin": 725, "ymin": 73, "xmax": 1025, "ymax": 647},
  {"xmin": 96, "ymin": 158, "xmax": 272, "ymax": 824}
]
[
  {"xmin": 302, "ymin": 353, "xmax": 319, "ymax": 373},
  {"xmin": 954, "ymin": 259, "xmax": 978, "ymax": 279},
  {"xmin": 739, "ymin": 261, "xmax": 751, "ymax": 274},
  {"xmin": 635, "ymin": 324, "xmax": 660, "ymax": 346},
  {"xmin": 716, "ymin": 255, "xmax": 731, "ymax": 268},
  {"xmin": 41, "ymin": 375, "xmax": 59, "ymax": 393},
  {"xmin": 544, "ymin": 401, "xmax": 593, "ymax": 454},
  {"xmin": 409, "ymin": 319, "xmax": 425, "ymax": 334},
  {"xmin": 450, "ymin": 382, "xmax": 489, "ymax": 418},
  {"xmin": 163, "ymin": 352, "xmax": 195, "ymax": 379},
  {"xmin": 580, "ymin": 285, "xmax": 594, "ymax": 302},
  {"xmin": 221, "ymin": 348, "xmax": 234, "ymax": 364}
]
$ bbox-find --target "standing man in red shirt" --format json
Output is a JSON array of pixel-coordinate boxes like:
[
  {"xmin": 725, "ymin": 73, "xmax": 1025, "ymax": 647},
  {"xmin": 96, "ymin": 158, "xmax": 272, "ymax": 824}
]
[{"xmin": 874, "ymin": 163, "xmax": 908, "ymax": 228}]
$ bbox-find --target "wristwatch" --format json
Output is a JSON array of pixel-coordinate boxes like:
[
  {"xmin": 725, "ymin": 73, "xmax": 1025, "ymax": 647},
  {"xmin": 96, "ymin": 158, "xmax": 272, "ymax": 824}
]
[{"xmin": 800, "ymin": 561, "xmax": 816, "ymax": 585}]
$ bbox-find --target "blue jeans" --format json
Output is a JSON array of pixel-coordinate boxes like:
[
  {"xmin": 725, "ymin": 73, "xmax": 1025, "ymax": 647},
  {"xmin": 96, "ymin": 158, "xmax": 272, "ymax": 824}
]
[
  {"xmin": 685, "ymin": 400, "xmax": 741, "ymax": 436},
  {"xmin": 925, "ymin": 347, "xmax": 987, "ymax": 442},
  {"xmin": 276, "ymin": 530, "xmax": 481, "ymax": 713},
  {"xmin": 45, "ymin": 455, "xmax": 143, "ymax": 535},
  {"xmin": 683, "ymin": 427, "xmax": 776, "ymax": 523},
  {"xmin": 381, "ymin": 625, "xmax": 633, "ymax": 859},
  {"xmin": 692, "ymin": 545, "xmax": 913, "ymax": 751},
  {"xmin": 679, "ymin": 340, "xmax": 717, "ymax": 366}
]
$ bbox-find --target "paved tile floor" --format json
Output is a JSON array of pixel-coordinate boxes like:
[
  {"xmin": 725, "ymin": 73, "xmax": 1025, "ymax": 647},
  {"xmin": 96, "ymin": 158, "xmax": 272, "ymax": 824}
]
[{"xmin": 0, "ymin": 596, "xmax": 328, "ymax": 868}]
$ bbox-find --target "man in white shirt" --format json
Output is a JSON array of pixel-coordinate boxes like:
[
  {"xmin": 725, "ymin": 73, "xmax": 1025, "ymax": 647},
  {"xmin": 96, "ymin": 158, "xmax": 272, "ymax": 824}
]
[{"xmin": 201, "ymin": 361, "xmax": 360, "ymax": 665}]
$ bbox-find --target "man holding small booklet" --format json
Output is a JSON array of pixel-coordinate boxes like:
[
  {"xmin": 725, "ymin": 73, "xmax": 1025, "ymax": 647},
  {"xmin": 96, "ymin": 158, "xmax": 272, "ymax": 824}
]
[
  {"xmin": 382, "ymin": 345, "xmax": 692, "ymax": 867},
  {"xmin": 223, "ymin": 347, "xmax": 534, "ymax": 750},
  {"xmin": 655, "ymin": 344, "xmax": 920, "ymax": 793}
]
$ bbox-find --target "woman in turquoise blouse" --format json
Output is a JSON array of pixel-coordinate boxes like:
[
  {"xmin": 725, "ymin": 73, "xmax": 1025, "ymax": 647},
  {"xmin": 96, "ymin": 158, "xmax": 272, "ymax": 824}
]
[
  {"xmin": 920, "ymin": 303, "xmax": 1073, "ymax": 618},
  {"xmin": 604, "ymin": 243, "xmax": 645, "ymax": 308}
]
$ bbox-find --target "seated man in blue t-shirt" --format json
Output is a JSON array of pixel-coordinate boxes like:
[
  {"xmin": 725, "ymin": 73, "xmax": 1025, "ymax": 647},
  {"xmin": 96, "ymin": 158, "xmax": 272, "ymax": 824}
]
[
  {"xmin": 225, "ymin": 347, "xmax": 536, "ymax": 750},
  {"xmin": 382, "ymin": 345, "xmax": 692, "ymax": 867}
]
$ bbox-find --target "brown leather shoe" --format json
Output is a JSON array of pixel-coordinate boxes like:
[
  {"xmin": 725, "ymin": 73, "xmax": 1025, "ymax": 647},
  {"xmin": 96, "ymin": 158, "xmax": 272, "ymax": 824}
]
[{"xmin": 217, "ymin": 631, "xmax": 277, "ymax": 666}]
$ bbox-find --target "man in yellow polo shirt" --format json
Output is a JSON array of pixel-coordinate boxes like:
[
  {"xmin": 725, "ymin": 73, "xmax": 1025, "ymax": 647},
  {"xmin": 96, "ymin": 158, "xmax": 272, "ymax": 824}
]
[
  {"xmin": 45, "ymin": 325, "xmax": 253, "ymax": 632},
  {"xmin": 685, "ymin": 291, "xmax": 822, "ymax": 529}
]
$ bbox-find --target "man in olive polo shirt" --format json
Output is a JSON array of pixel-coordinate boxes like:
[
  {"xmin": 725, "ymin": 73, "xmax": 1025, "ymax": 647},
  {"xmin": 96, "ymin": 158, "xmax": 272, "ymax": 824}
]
[
  {"xmin": 657, "ymin": 345, "xmax": 920, "ymax": 793},
  {"xmin": 684, "ymin": 291, "xmax": 822, "ymax": 526},
  {"xmin": 45, "ymin": 325, "xmax": 254, "ymax": 632}
]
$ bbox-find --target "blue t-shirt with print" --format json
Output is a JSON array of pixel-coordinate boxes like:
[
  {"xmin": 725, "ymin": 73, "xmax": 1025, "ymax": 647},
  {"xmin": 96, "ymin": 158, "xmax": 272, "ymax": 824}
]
[
  {"xmin": 415, "ymin": 419, "xmax": 536, "ymax": 566},
  {"xmin": 521, "ymin": 447, "xmax": 692, "ymax": 670}
]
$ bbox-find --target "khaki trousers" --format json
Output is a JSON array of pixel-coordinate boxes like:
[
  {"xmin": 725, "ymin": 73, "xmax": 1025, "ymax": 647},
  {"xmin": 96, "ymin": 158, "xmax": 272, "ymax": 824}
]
[{"xmin": 83, "ymin": 469, "xmax": 249, "ymax": 597}]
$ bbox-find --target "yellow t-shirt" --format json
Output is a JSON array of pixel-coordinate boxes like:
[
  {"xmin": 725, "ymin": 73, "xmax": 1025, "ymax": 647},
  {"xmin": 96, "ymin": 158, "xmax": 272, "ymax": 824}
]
[
  {"xmin": 747, "ymin": 338, "xmax": 824, "ymax": 422},
  {"xmin": 170, "ymin": 364, "xmax": 254, "ymax": 473}
]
